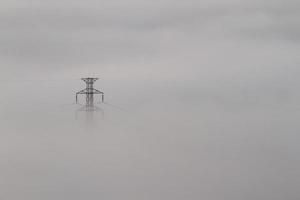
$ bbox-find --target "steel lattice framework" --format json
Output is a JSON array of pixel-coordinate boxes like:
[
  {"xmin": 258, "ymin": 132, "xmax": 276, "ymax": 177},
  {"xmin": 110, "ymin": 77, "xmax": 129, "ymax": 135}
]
[{"xmin": 76, "ymin": 78, "xmax": 104, "ymax": 112}]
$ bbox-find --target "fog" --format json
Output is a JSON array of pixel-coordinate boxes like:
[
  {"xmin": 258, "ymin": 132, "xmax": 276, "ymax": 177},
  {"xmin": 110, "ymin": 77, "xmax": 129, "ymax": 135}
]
[{"xmin": 0, "ymin": 0, "xmax": 300, "ymax": 199}]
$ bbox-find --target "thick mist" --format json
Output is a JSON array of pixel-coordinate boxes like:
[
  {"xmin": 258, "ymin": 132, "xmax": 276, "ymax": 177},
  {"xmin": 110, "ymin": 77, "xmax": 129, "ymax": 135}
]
[{"xmin": 0, "ymin": 0, "xmax": 300, "ymax": 199}]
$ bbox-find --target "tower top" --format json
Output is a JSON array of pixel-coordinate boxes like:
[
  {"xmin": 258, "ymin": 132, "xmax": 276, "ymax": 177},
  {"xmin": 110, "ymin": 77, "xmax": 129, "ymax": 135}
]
[{"xmin": 82, "ymin": 78, "xmax": 98, "ymax": 83}]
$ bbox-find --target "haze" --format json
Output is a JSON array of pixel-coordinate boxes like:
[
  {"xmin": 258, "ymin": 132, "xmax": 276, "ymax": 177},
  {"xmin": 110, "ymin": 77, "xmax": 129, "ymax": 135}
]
[{"xmin": 0, "ymin": 0, "xmax": 299, "ymax": 199}]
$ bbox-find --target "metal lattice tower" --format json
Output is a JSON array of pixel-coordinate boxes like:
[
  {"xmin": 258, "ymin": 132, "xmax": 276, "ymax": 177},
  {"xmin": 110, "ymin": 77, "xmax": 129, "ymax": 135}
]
[{"xmin": 76, "ymin": 78, "xmax": 104, "ymax": 111}]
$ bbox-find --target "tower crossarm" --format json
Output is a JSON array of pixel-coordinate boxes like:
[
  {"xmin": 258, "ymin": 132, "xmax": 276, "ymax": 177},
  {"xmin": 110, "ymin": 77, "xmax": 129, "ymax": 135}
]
[
  {"xmin": 92, "ymin": 89, "xmax": 104, "ymax": 94},
  {"xmin": 76, "ymin": 89, "xmax": 88, "ymax": 94},
  {"xmin": 92, "ymin": 89, "xmax": 104, "ymax": 102},
  {"xmin": 76, "ymin": 89, "xmax": 103, "ymax": 94}
]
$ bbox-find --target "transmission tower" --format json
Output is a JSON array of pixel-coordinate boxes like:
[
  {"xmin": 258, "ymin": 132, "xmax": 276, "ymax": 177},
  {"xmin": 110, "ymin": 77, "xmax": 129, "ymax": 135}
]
[{"xmin": 76, "ymin": 78, "xmax": 104, "ymax": 112}]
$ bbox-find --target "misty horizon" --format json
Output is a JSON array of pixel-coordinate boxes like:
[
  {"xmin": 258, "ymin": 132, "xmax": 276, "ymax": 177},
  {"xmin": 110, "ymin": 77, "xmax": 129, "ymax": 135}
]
[{"xmin": 0, "ymin": 0, "xmax": 300, "ymax": 199}]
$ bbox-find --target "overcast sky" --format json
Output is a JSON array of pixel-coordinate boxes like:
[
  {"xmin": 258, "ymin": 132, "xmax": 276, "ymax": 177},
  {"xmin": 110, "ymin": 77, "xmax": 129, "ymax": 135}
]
[{"xmin": 0, "ymin": 0, "xmax": 299, "ymax": 200}]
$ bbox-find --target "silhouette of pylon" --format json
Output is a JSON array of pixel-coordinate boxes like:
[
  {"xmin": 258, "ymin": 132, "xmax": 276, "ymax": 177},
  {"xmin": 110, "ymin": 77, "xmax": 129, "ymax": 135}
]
[{"xmin": 76, "ymin": 78, "xmax": 104, "ymax": 111}]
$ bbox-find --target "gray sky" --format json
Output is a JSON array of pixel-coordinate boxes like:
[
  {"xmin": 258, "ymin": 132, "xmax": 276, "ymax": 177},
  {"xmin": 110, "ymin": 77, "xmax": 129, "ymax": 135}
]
[{"xmin": 0, "ymin": 0, "xmax": 300, "ymax": 200}]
